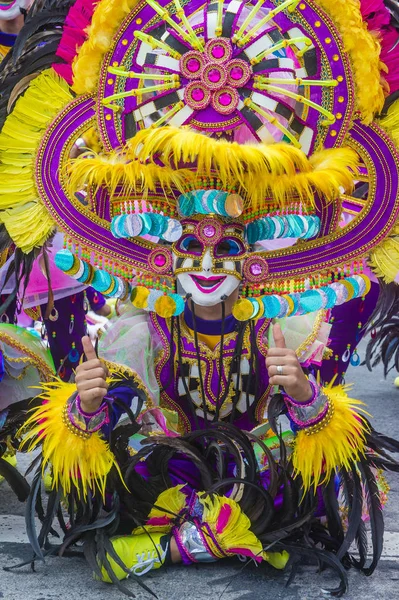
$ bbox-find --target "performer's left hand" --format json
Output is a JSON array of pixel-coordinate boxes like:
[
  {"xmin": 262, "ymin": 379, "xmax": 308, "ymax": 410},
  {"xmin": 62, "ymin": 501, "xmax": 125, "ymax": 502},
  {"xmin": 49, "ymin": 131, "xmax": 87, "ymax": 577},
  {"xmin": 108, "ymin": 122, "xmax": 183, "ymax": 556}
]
[{"xmin": 266, "ymin": 323, "xmax": 313, "ymax": 403}]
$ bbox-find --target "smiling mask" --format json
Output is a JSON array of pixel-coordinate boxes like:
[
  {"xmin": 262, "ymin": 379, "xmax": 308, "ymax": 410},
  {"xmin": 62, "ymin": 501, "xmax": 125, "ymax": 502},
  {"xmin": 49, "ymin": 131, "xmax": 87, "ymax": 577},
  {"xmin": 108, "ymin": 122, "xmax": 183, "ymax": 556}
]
[{"xmin": 173, "ymin": 217, "xmax": 247, "ymax": 307}]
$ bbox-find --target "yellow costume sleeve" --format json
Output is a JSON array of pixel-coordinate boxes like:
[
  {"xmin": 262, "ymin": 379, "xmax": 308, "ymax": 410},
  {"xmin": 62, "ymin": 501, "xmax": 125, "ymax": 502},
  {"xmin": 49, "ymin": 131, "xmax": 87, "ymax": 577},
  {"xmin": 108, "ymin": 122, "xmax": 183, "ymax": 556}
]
[{"xmin": 21, "ymin": 380, "xmax": 121, "ymax": 499}]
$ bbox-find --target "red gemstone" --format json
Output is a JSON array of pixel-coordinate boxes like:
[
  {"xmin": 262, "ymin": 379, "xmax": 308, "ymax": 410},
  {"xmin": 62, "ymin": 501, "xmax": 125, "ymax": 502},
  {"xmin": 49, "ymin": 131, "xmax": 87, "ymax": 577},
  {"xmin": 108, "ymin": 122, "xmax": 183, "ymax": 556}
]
[
  {"xmin": 212, "ymin": 45, "xmax": 225, "ymax": 59},
  {"xmin": 192, "ymin": 87, "xmax": 205, "ymax": 101},
  {"xmin": 219, "ymin": 92, "xmax": 232, "ymax": 106},
  {"xmin": 187, "ymin": 58, "xmax": 200, "ymax": 73},
  {"xmin": 230, "ymin": 66, "xmax": 243, "ymax": 80},
  {"xmin": 208, "ymin": 68, "xmax": 221, "ymax": 83},
  {"xmin": 154, "ymin": 254, "xmax": 167, "ymax": 267}
]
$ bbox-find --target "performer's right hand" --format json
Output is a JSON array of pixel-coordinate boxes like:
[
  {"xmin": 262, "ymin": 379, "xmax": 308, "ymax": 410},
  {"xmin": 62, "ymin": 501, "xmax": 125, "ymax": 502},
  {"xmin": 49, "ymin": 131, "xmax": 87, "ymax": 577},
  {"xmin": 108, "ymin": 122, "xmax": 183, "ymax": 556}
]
[{"xmin": 75, "ymin": 336, "xmax": 109, "ymax": 413}]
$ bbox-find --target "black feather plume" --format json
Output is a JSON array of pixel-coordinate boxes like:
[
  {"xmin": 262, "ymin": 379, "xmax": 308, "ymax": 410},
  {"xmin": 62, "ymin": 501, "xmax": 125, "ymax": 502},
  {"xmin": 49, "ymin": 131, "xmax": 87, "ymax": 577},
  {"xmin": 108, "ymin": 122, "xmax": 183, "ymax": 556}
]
[
  {"xmin": 0, "ymin": 457, "xmax": 30, "ymax": 501},
  {"xmin": 358, "ymin": 459, "xmax": 384, "ymax": 576}
]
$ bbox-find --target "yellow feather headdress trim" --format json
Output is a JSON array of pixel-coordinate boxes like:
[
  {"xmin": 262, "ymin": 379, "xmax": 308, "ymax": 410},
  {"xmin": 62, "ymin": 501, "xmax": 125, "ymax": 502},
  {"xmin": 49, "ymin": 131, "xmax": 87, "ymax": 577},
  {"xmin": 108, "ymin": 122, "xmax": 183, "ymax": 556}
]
[
  {"xmin": 379, "ymin": 97, "xmax": 399, "ymax": 149},
  {"xmin": 292, "ymin": 382, "xmax": 369, "ymax": 493},
  {"xmin": 316, "ymin": 0, "xmax": 384, "ymax": 123},
  {"xmin": 369, "ymin": 223, "xmax": 399, "ymax": 283},
  {"xmin": 67, "ymin": 126, "xmax": 358, "ymax": 209},
  {"xmin": 0, "ymin": 69, "xmax": 71, "ymax": 252},
  {"xmin": 21, "ymin": 380, "xmax": 121, "ymax": 499},
  {"xmin": 72, "ymin": 0, "xmax": 140, "ymax": 94}
]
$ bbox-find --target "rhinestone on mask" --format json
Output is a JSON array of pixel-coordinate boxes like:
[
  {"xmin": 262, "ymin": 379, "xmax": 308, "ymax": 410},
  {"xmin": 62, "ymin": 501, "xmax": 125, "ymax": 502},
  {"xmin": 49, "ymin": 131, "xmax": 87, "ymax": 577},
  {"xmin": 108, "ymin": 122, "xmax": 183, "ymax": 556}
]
[{"xmin": 179, "ymin": 38, "xmax": 253, "ymax": 115}]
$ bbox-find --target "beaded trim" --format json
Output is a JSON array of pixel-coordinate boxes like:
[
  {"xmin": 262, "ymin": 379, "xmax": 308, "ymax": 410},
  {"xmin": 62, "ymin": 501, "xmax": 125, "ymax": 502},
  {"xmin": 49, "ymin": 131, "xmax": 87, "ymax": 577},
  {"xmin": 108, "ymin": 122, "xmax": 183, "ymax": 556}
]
[
  {"xmin": 74, "ymin": 393, "xmax": 109, "ymax": 432},
  {"xmin": 0, "ymin": 331, "xmax": 55, "ymax": 382},
  {"xmin": 61, "ymin": 401, "xmax": 91, "ymax": 440},
  {"xmin": 288, "ymin": 394, "xmax": 329, "ymax": 428},
  {"xmin": 303, "ymin": 398, "xmax": 335, "ymax": 436}
]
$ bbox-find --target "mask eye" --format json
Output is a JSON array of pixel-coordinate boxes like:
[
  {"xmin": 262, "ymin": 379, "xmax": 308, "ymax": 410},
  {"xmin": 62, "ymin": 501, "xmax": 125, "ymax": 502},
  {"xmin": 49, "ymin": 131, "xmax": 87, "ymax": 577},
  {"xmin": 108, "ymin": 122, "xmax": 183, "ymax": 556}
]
[
  {"xmin": 214, "ymin": 239, "xmax": 243, "ymax": 257},
  {"xmin": 178, "ymin": 235, "xmax": 203, "ymax": 255}
]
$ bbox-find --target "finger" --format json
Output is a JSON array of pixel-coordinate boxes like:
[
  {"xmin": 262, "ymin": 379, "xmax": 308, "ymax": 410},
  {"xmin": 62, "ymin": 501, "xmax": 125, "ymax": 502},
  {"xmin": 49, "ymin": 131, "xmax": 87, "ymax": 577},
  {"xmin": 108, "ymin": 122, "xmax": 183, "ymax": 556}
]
[
  {"xmin": 78, "ymin": 378, "xmax": 109, "ymax": 392},
  {"xmin": 269, "ymin": 375, "xmax": 296, "ymax": 387},
  {"xmin": 76, "ymin": 367, "xmax": 107, "ymax": 382},
  {"xmin": 82, "ymin": 335, "xmax": 97, "ymax": 361},
  {"xmin": 267, "ymin": 365, "xmax": 296, "ymax": 378},
  {"xmin": 76, "ymin": 358, "xmax": 103, "ymax": 372},
  {"xmin": 266, "ymin": 347, "xmax": 296, "ymax": 358},
  {"xmin": 266, "ymin": 354, "xmax": 297, "ymax": 368},
  {"xmin": 273, "ymin": 323, "xmax": 287, "ymax": 349}
]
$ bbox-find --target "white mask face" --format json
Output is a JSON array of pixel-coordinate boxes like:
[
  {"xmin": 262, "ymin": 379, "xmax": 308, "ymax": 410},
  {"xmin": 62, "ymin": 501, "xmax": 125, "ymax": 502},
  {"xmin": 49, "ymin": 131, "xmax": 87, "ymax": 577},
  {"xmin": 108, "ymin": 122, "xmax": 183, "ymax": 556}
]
[
  {"xmin": 176, "ymin": 248, "xmax": 242, "ymax": 307},
  {"xmin": 0, "ymin": 0, "xmax": 30, "ymax": 21},
  {"xmin": 172, "ymin": 218, "xmax": 247, "ymax": 307}
]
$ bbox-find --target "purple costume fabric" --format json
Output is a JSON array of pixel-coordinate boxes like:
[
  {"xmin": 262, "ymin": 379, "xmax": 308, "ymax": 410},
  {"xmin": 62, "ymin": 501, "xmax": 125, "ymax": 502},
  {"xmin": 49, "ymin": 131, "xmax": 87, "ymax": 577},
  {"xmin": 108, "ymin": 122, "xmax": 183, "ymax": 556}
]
[
  {"xmin": 41, "ymin": 287, "xmax": 106, "ymax": 381},
  {"xmin": 86, "ymin": 287, "xmax": 106, "ymax": 311},
  {"xmin": 41, "ymin": 291, "xmax": 87, "ymax": 381},
  {"xmin": 319, "ymin": 282, "xmax": 379, "ymax": 385},
  {"xmin": 0, "ymin": 31, "xmax": 17, "ymax": 51},
  {"xmin": 150, "ymin": 310, "xmax": 271, "ymax": 432}
]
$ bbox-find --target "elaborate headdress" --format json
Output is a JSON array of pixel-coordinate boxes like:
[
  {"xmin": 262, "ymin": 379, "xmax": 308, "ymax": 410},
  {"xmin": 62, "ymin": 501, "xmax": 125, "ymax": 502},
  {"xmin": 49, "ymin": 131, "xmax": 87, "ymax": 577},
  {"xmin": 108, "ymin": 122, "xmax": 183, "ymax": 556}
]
[{"xmin": 1, "ymin": 0, "xmax": 399, "ymax": 319}]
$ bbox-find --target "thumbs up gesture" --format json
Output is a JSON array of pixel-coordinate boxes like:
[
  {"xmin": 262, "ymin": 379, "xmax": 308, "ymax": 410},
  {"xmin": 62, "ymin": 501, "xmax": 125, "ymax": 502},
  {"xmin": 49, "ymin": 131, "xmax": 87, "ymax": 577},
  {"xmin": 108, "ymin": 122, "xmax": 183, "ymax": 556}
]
[
  {"xmin": 75, "ymin": 336, "xmax": 109, "ymax": 413},
  {"xmin": 266, "ymin": 323, "xmax": 313, "ymax": 403}
]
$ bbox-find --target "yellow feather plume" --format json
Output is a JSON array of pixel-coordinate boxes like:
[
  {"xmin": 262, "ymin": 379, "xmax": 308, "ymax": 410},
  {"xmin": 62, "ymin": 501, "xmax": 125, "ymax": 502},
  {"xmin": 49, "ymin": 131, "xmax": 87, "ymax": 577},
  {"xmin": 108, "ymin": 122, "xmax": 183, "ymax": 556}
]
[
  {"xmin": 72, "ymin": 0, "xmax": 140, "ymax": 94},
  {"xmin": 316, "ymin": 0, "xmax": 384, "ymax": 123},
  {"xmin": 67, "ymin": 126, "xmax": 358, "ymax": 209},
  {"xmin": 21, "ymin": 380, "xmax": 121, "ymax": 499},
  {"xmin": 66, "ymin": 152, "xmax": 196, "ymax": 204},
  {"xmin": 292, "ymin": 382, "xmax": 369, "ymax": 493},
  {"xmin": 369, "ymin": 223, "xmax": 399, "ymax": 282},
  {"xmin": 379, "ymin": 97, "xmax": 399, "ymax": 148},
  {"xmin": 0, "ymin": 69, "xmax": 72, "ymax": 253}
]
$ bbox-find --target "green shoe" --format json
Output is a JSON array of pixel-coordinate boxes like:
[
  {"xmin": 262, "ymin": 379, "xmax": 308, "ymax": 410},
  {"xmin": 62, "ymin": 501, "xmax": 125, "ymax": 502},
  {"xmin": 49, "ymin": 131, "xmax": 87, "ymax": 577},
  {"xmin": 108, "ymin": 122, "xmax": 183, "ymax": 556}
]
[{"xmin": 98, "ymin": 532, "xmax": 170, "ymax": 582}]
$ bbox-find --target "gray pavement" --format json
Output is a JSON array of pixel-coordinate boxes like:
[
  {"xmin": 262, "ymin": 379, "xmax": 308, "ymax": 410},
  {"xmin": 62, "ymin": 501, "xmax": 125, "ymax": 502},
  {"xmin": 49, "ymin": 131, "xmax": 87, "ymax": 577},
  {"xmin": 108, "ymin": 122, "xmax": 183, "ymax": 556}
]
[{"xmin": 1, "ymin": 340, "xmax": 399, "ymax": 600}]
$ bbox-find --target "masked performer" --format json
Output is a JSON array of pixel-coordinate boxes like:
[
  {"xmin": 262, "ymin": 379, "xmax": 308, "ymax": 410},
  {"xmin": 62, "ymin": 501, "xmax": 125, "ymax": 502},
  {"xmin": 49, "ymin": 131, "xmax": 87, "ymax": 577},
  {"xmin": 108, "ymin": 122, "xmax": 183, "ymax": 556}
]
[{"xmin": 2, "ymin": 0, "xmax": 399, "ymax": 596}]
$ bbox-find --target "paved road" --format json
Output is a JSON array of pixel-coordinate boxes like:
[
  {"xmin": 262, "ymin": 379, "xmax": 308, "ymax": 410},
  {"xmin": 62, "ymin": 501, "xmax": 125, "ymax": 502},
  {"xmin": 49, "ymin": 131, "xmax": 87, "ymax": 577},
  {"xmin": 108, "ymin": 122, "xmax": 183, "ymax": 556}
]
[{"xmin": 1, "ymin": 340, "xmax": 399, "ymax": 600}]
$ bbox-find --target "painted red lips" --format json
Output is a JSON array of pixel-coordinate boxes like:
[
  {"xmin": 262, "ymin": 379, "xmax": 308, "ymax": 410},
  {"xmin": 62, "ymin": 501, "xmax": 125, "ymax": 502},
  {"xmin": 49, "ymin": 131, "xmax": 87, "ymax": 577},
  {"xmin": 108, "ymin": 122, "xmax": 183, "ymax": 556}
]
[{"xmin": 189, "ymin": 274, "xmax": 226, "ymax": 293}]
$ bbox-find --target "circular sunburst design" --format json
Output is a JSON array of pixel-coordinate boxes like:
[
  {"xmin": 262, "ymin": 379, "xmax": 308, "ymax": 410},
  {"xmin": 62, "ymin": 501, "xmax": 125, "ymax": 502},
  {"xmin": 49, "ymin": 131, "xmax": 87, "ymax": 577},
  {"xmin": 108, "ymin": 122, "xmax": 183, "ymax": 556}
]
[{"xmin": 98, "ymin": 0, "xmax": 354, "ymax": 153}]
